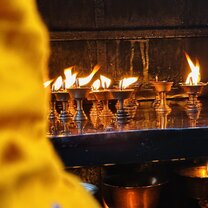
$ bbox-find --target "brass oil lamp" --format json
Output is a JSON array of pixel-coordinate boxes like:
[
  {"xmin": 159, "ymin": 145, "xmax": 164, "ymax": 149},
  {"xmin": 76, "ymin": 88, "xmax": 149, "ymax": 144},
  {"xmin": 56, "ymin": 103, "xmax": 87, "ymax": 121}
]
[
  {"xmin": 44, "ymin": 79, "xmax": 59, "ymax": 136},
  {"xmin": 52, "ymin": 76, "xmax": 72, "ymax": 135},
  {"xmin": 112, "ymin": 77, "xmax": 138, "ymax": 123},
  {"xmin": 68, "ymin": 86, "xmax": 91, "ymax": 121},
  {"xmin": 88, "ymin": 79, "xmax": 102, "ymax": 117},
  {"xmin": 151, "ymin": 80, "xmax": 173, "ymax": 112},
  {"xmin": 67, "ymin": 65, "xmax": 100, "ymax": 121},
  {"xmin": 92, "ymin": 75, "xmax": 114, "ymax": 117},
  {"xmin": 180, "ymin": 52, "xmax": 207, "ymax": 111}
]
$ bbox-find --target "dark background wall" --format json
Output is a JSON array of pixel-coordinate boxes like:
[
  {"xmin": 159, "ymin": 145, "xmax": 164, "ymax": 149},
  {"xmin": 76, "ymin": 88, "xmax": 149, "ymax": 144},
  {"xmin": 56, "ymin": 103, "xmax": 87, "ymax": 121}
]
[
  {"xmin": 36, "ymin": 0, "xmax": 208, "ymax": 90},
  {"xmin": 37, "ymin": 0, "xmax": 208, "ymax": 30}
]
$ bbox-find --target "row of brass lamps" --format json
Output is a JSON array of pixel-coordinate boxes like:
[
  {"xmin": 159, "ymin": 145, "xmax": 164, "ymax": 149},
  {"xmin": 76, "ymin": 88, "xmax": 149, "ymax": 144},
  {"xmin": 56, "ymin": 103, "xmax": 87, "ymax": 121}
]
[
  {"xmin": 45, "ymin": 65, "xmax": 139, "ymax": 135},
  {"xmin": 45, "ymin": 52, "xmax": 207, "ymax": 135},
  {"xmin": 151, "ymin": 52, "xmax": 207, "ymax": 114}
]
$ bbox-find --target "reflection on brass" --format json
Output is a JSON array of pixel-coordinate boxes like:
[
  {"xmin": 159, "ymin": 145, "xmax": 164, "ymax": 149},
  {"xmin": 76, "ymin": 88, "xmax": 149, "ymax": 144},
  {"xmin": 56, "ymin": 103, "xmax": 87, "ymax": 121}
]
[
  {"xmin": 111, "ymin": 89, "xmax": 134, "ymax": 123},
  {"xmin": 124, "ymin": 103, "xmax": 137, "ymax": 119},
  {"xmin": 90, "ymin": 101, "xmax": 100, "ymax": 116},
  {"xmin": 124, "ymin": 83, "xmax": 142, "ymax": 119},
  {"xmin": 152, "ymin": 92, "xmax": 160, "ymax": 108},
  {"xmin": 100, "ymin": 116, "xmax": 113, "ymax": 130},
  {"xmin": 151, "ymin": 81, "xmax": 173, "ymax": 112},
  {"xmin": 48, "ymin": 93, "xmax": 59, "ymax": 135},
  {"xmin": 156, "ymin": 111, "xmax": 170, "ymax": 129},
  {"xmin": 47, "ymin": 96, "xmax": 208, "ymax": 136},
  {"xmin": 116, "ymin": 122, "xmax": 131, "ymax": 131},
  {"xmin": 186, "ymin": 109, "xmax": 201, "ymax": 128},
  {"xmin": 140, "ymin": 41, "xmax": 149, "ymax": 83},
  {"xmin": 90, "ymin": 115, "xmax": 100, "ymax": 129},
  {"xmin": 178, "ymin": 165, "xmax": 208, "ymax": 208},
  {"xmin": 53, "ymin": 91, "xmax": 72, "ymax": 135},
  {"xmin": 88, "ymin": 92, "xmax": 100, "ymax": 117},
  {"xmin": 74, "ymin": 120, "xmax": 88, "ymax": 134},
  {"xmin": 102, "ymin": 173, "xmax": 167, "ymax": 208},
  {"xmin": 68, "ymin": 87, "xmax": 91, "ymax": 121},
  {"xmin": 129, "ymin": 40, "xmax": 135, "ymax": 76},
  {"xmin": 68, "ymin": 99, "xmax": 76, "ymax": 116},
  {"xmin": 180, "ymin": 83, "xmax": 207, "ymax": 111},
  {"xmin": 93, "ymin": 90, "xmax": 114, "ymax": 117}
]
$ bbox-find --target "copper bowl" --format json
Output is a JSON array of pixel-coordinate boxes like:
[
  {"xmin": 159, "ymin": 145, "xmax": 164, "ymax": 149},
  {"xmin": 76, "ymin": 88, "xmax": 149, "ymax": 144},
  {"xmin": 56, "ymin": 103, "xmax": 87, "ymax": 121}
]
[
  {"xmin": 180, "ymin": 83, "xmax": 207, "ymax": 95},
  {"xmin": 177, "ymin": 165, "xmax": 208, "ymax": 200},
  {"xmin": 102, "ymin": 173, "xmax": 167, "ymax": 208},
  {"xmin": 111, "ymin": 89, "xmax": 134, "ymax": 100},
  {"xmin": 151, "ymin": 81, "xmax": 173, "ymax": 92},
  {"xmin": 93, "ymin": 90, "xmax": 113, "ymax": 101},
  {"xmin": 68, "ymin": 87, "xmax": 91, "ymax": 99}
]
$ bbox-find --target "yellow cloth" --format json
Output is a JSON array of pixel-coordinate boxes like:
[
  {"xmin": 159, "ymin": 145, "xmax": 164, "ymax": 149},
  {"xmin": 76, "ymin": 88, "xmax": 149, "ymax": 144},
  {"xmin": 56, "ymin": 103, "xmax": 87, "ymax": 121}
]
[{"xmin": 0, "ymin": 0, "xmax": 100, "ymax": 207}]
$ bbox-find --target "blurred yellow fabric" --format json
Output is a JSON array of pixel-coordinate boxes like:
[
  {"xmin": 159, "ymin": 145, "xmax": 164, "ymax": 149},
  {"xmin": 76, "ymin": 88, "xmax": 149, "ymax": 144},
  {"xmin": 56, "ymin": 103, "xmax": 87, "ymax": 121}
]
[{"xmin": 0, "ymin": 0, "xmax": 100, "ymax": 207}]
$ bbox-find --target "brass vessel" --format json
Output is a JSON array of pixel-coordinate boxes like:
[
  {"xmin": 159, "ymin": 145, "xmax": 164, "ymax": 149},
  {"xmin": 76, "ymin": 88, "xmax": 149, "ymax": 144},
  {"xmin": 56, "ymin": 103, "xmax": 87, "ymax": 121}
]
[
  {"xmin": 178, "ymin": 165, "xmax": 208, "ymax": 208},
  {"xmin": 103, "ymin": 173, "xmax": 167, "ymax": 208},
  {"xmin": 180, "ymin": 83, "xmax": 207, "ymax": 111},
  {"xmin": 151, "ymin": 81, "xmax": 173, "ymax": 112}
]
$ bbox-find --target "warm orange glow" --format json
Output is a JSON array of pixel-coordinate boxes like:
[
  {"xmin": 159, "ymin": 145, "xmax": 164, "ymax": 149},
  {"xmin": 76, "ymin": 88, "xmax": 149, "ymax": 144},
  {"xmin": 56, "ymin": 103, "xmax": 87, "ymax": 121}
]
[
  {"xmin": 103, "ymin": 200, "xmax": 109, "ymax": 208},
  {"xmin": 53, "ymin": 76, "xmax": 63, "ymax": 91},
  {"xmin": 78, "ymin": 65, "xmax": 100, "ymax": 87},
  {"xmin": 64, "ymin": 67, "xmax": 77, "ymax": 89},
  {"xmin": 185, "ymin": 52, "xmax": 201, "ymax": 85},
  {"xmin": 199, "ymin": 168, "xmax": 208, "ymax": 178},
  {"xmin": 92, "ymin": 79, "xmax": 101, "ymax": 90},
  {"xmin": 119, "ymin": 77, "xmax": 138, "ymax": 89},
  {"xmin": 43, "ymin": 79, "xmax": 53, "ymax": 88},
  {"xmin": 206, "ymin": 162, "xmax": 208, "ymax": 175},
  {"xmin": 100, "ymin": 75, "xmax": 111, "ymax": 89}
]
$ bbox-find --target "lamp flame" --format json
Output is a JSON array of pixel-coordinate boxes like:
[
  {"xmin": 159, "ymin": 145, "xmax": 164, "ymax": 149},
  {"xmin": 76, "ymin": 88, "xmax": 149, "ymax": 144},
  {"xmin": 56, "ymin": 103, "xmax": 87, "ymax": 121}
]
[
  {"xmin": 100, "ymin": 75, "xmax": 111, "ymax": 89},
  {"xmin": 64, "ymin": 67, "xmax": 77, "ymax": 89},
  {"xmin": 92, "ymin": 79, "xmax": 101, "ymax": 90},
  {"xmin": 53, "ymin": 76, "xmax": 63, "ymax": 91},
  {"xmin": 185, "ymin": 52, "xmax": 201, "ymax": 85},
  {"xmin": 43, "ymin": 79, "xmax": 53, "ymax": 88},
  {"xmin": 78, "ymin": 65, "xmax": 100, "ymax": 87},
  {"xmin": 206, "ymin": 161, "xmax": 208, "ymax": 176},
  {"xmin": 119, "ymin": 77, "xmax": 138, "ymax": 89}
]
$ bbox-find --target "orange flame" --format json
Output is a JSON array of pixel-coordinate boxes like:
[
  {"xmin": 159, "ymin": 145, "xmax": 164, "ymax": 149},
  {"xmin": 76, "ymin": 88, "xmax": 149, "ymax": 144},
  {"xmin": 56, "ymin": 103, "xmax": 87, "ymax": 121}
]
[
  {"xmin": 78, "ymin": 65, "xmax": 100, "ymax": 87},
  {"xmin": 64, "ymin": 67, "xmax": 77, "ymax": 89},
  {"xmin": 52, "ymin": 76, "xmax": 63, "ymax": 91},
  {"xmin": 185, "ymin": 52, "xmax": 200, "ymax": 85},
  {"xmin": 206, "ymin": 161, "xmax": 208, "ymax": 176},
  {"xmin": 43, "ymin": 79, "xmax": 53, "ymax": 88},
  {"xmin": 92, "ymin": 79, "xmax": 101, "ymax": 90},
  {"xmin": 119, "ymin": 77, "xmax": 138, "ymax": 89},
  {"xmin": 199, "ymin": 166, "xmax": 208, "ymax": 178},
  {"xmin": 100, "ymin": 75, "xmax": 111, "ymax": 89}
]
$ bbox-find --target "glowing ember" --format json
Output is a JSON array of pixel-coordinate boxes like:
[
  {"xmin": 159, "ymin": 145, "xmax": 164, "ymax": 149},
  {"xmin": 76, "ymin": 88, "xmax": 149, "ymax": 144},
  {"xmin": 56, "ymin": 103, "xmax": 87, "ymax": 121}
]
[
  {"xmin": 100, "ymin": 75, "xmax": 111, "ymax": 89},
  {"xmin": 92, "ymin": 79, "xmax": 101, "ymax": 90},
  {"xmin": 199, "ymin": 166, "xmax": 208, "ymax": 178},
  {"xmin": 185, "ymin": 52, "xmax": 201, "ymax": 85},
  {"xmin": 119, "ymin": 77, "xmax": 138, "ymax": 89},
  {"xmin": 43, "ymin": 79, "xmax": 53, "ymax": 88},
  {"xmin": 64, "ymin": 67, "xmax": 77, "ymax": 89},
  {"xmin": 53, "ymin": 76, "xmax": 63, "ymax": 91},
  {"xmin": 78, "ymin": 65, "xmax": 100, "ymax": 87},
  {"xmin": 206, "ymin": 162, "xmax": 208, "ymax": 175}
]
